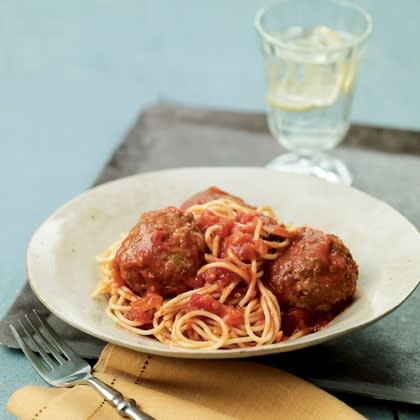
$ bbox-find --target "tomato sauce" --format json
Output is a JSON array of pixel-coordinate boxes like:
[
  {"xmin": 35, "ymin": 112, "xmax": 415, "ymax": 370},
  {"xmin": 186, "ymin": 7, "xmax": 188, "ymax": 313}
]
[
  {"xmin": 125, "ymin": 293, "xmax": 163, "ymax": 325},
  {"xmin": 186, "ymin": 293, "xmax": 244, "ymax": 327},
  {"xmin": 200, "ymin": 267, "xmax": 241, "ymax": 286},
  {"xmin": 196, "ymin": 209, "xmax": 234, "ymax": 239},
  {"xmin": 281, "ymin": 299, "xmax": 352, "ymax": 337}
]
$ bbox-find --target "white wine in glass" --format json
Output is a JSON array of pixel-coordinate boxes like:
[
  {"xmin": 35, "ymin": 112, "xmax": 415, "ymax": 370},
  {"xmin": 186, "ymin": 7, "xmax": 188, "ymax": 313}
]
[{"xmin": 255, "ymin": 0, "xmax": 372, "ymax": 185}]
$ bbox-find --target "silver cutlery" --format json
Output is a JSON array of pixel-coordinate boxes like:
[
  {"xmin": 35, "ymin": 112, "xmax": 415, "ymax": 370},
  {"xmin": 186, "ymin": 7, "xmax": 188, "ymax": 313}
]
[{"xmin": 10, "ymin": 309, "xmax": 154, "ymax": 420}]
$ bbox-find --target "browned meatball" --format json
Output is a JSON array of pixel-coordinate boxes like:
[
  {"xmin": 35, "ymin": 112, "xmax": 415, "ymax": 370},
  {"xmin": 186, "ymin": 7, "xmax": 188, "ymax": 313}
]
[
  {"xmin": 266, "ymin": 227, "xmax": 358, "ymax": 312},
  {"xmin": 114, "ymin": 207, "xmax": 205, "ymax": 297},
  {"xmin": 180, "ymin": 186, "xmax": 253, "ymax": 211}
]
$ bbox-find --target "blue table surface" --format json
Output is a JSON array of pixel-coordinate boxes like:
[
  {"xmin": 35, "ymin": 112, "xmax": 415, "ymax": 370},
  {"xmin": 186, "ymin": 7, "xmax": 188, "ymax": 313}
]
[{"xmin": 1, "ymin": 1, "xmax": 419, "ymax": 418}]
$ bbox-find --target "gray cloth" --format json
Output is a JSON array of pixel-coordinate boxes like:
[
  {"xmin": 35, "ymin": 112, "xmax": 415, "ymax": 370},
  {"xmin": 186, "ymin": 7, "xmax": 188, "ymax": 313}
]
[{"xmin": 1, "ymin": 102, "xmax": 420, "ymax": 402}]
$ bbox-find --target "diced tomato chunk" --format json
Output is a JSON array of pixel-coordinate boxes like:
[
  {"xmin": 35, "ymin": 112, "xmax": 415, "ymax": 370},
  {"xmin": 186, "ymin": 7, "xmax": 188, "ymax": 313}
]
[
  {"xmin": 197, "ymin": 210, "xmax": 221, "ymax": 231},
  {"xmin": 186, "ymin": 293, "xmax": 244, "ymax": 326},
  {"xmin": 223, "ymin": 306, "xmax": 244, "ymax": 327},
  {"xmin": 201, "ymin": 268, "xmax": 241, "ymax": 286},
  {"xmin": 223, "ymin": 230, "xmax": 258, "ymax": 261},
  {"xmin": 197, "ymin": 210, "xmax": 234, "ymax": 238},
  {"xmin": 125, "ymin": 293, "xmax": 163, "ymax": 325},
  {"xmin": 125, "ymin": 308, "xmax": 154, "ymax": 325},
  {"xmin": 235, "ymin": 212, "xmax": 257, "ymax": 224}
]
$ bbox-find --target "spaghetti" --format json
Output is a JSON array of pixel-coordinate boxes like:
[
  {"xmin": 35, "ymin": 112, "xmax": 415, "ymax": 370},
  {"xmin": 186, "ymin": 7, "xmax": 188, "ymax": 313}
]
[{"xmin": 93, "ymin": 197, "xmax": 294, "ymax": 349}]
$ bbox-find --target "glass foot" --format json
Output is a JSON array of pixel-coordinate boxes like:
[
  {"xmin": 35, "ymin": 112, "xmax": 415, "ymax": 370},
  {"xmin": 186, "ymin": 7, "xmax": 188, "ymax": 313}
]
[{"xmin": 266, "ymin": 153, "xmax": 352, "ymax": 185}]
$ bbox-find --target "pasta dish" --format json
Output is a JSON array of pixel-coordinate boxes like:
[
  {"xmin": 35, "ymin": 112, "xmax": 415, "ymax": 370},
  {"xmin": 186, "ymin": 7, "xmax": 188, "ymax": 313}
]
[{"xmin": 93, "ymin": 187, "xmax": 358, "ymax": 350}]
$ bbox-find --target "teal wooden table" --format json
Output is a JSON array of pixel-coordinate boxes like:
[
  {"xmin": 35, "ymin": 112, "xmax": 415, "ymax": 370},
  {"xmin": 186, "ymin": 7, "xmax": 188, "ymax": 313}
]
[{"xmin": 1, "ymin": 1, "xmax": 419, "ymax": 418}]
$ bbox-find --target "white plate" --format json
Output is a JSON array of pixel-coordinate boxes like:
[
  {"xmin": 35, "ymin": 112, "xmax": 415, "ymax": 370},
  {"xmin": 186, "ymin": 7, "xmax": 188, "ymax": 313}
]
[{"xmin": 27, "ymin": 167, "xmax": 420, "ymax": 359}]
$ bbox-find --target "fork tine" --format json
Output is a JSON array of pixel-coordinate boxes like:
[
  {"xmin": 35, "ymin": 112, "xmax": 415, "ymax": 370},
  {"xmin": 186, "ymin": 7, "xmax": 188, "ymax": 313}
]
[
  {"xmin": 10, "ymin": 323, "xmax": 50, "ymax": 376},
  {"xmin": 18, "ymin": 319, "xmax": 57, "ymax": 370},
  {"xmin": 32, "ymin": 309, "xmax": 78, "ymax": 360},
  {"xmin": 25, "ymin": 313, "xmax": 65, "ymax": 364}
]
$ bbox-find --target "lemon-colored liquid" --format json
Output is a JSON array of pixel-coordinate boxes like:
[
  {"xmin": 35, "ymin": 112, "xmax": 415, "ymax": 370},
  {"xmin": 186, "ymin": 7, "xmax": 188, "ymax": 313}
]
[{"xmin": 265, "ymin": 26, "xmax": 360, "ymax": 154}]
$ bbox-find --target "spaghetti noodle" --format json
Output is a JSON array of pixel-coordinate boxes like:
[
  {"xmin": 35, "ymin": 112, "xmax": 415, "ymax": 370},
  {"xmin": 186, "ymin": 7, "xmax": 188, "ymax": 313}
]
[{"xmin": 93, "ymin": 197, "xmax": 293, "ymax": 349}]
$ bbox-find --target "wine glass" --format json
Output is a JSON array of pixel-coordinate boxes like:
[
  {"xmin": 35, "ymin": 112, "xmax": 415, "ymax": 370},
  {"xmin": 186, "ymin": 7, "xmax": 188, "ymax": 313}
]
[{"xmin": 255, "ymin": 0, "xmax": 372, "ymax": 185}]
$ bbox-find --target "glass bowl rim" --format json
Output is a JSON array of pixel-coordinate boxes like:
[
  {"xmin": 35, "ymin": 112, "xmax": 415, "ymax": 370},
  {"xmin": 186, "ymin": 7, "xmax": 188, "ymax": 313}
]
[{"xmin": 255, "ymin": 0, "xmax": 372, "ymax": 53}]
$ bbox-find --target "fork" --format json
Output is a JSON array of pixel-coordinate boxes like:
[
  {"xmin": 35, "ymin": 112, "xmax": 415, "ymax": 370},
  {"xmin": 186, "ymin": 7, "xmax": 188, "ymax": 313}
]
[{"xmin": 10, "ymin": 310, "xmax": 154, "ymax": 420}]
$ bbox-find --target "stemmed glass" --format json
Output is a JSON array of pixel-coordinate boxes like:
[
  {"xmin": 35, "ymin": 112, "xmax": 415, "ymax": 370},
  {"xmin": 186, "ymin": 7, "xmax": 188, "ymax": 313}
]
[{"xmin": 255, "ymin": 0, "xmax": 372, "ymax": 185}]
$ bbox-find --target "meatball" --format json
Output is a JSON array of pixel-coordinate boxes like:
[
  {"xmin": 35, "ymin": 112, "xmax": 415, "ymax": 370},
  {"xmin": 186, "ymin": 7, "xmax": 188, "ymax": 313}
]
[
  {"xmin": 180, "ymin": 186, "xmax": 253, "ymax": 211},
  {"xmin": 266, "ymin": 227, "xmax": 358, "ymax": 312},
  {"xmin": 114, "ymin": 206, "xmax": 205, "ymax": 297}
]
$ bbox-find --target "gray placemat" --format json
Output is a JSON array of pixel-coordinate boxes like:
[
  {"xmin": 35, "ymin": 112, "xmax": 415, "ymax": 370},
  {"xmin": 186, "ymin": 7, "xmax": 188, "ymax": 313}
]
[{"xmin": 2, "ymin": 102, "xmax": 420, "ymax": 402}]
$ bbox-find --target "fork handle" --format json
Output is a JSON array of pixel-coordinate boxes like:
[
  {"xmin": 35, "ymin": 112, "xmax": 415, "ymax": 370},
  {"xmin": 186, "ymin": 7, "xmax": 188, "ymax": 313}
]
[{"xmin": 85, "ymin": 376, "xmax": 154, "ymax": 420}]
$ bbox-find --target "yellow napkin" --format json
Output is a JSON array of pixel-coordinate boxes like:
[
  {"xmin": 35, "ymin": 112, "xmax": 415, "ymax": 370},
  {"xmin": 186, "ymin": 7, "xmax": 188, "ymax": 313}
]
[{"xmin": 8, "ymin": 344, "xmax": 364, "ymax": 419}]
